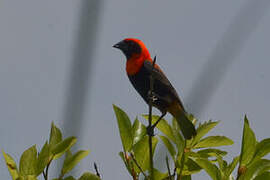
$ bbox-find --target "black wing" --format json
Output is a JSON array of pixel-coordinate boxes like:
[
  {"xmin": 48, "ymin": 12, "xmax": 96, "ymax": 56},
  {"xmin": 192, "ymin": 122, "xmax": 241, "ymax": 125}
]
[{"xmin": 143, "ymin": 60, "xmax": 186, "ymax": 111}]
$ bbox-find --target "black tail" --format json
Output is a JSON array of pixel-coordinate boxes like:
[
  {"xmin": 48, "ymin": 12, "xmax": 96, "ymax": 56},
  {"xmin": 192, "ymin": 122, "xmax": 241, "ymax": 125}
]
[{"xmin": 175, "ymin": 111, "xmax": 196, "ymax": 140}]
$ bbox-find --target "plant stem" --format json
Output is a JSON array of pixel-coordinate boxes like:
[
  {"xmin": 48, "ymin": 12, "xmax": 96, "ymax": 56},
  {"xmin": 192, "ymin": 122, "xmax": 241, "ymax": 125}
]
[
  {"xmin": 178, "ymin": 140, "xmax": 186, "ymax": 180},
  {"xmin": 166, "ymin": 156, "xmax": 172, "ymax": 180},
  {"xmin": 42, "ymin": 170, "xmax": 46, "ymax": 180},
  {"xmin": 94, "ymin": 162, "xmax": 101, "ymax": 177},
  {"xmin": 44, "ymin": 159, "xmax": 52, "ymax": 180},
  {"xmin": 130, "ymin": 153, "xmax": 148, "ymax": 179},
  {"xmin": 148, "ymin": 56, "xmax": 156, "ymax": 179}
]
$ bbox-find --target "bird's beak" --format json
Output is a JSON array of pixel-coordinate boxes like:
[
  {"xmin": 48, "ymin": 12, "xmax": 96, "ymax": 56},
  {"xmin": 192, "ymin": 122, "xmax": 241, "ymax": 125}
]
[{"xmin": 113, "ymin": 40, "xmax": 126, "ymax": 50}]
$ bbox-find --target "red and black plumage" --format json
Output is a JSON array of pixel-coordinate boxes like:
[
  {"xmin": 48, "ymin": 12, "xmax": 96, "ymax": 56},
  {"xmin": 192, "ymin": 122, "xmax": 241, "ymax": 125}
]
[{"xmin": 113, "ymin": 38, "xmax": 196, "ymax": 139}]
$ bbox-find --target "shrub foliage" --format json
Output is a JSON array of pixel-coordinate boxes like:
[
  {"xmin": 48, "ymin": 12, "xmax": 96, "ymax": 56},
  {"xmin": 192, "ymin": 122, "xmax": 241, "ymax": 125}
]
[
  {"xmin": 113, "ymin": 104, "xmax": 270, "ymax": 180},
  {"xmin": 3, "ymin": 106, "xmax": 270, "ymax": 180},
  {"xmin": 3, "ymin": 123, "xmax": 100, "ymax": 180}
]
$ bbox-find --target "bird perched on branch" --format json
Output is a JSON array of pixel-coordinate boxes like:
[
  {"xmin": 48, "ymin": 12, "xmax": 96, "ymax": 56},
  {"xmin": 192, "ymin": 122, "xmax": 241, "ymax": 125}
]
[{"xmin": 113, "ymin": 38, "xmax": 196, "ymax": 139}]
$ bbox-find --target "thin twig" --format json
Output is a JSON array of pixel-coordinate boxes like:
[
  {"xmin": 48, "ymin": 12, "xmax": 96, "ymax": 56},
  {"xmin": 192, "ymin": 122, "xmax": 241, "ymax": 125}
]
[
  {"xmin": 42, "ymin": 170, "xmax": 46, "ymax": 180},
  {"xmin": 152, "ymin": 112, "xmax": 166, "ymax": 129},
  {"xmin": 131, "ymin": 169, "xmax": 138, "ymax": 180},
  {"xmin": 148, "ymin": 56, "xmax": 157, "ymax": 179},
  {"xmin": 130, "ymin": 153, "xmax": 148, "ymax": 179},
  {"xmin": 39, "ymin": 152, "xmax": 46, "ymax": 180},
  {"xmin": 172, "ymin": 167, "xmax": 177, "ymax": 177},
  {"xmin": 94, "ymin": 162, "xmax": 101, "ymax": 177},
  {"xmin": 44, "ymin": 159, "xmax": 52, "ymax": 180},
  {"xmin": 166, "ymin": 156, "xmax": 172, "ymax": 180},
  {"xmin": 148, "ymin": 100, "xmax": 154, "ymax": 179}
]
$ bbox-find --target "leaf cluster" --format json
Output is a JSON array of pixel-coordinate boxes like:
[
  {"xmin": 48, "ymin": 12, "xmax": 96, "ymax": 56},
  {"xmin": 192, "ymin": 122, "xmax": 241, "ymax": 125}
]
[
  {"xmin": 113, "ymin": 104, "xmax": 270, "ymax": 180},
  {"xmin": 3, "ymin": 105, "xmax": 270, "ymax": 180},
  {"xmin": 3, "ymin": 123, "xmax": 99, "ymax": 180}
]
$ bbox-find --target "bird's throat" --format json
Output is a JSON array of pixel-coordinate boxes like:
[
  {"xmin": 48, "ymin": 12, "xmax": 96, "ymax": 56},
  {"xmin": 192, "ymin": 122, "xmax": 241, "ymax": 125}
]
[{"xmin": 126, "ymin": 56, "xmax": 145, "ymax": 76}]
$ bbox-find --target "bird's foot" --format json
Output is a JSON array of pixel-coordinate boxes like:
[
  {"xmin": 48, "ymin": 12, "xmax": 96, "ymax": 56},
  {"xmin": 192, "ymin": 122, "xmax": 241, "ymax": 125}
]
[
  {"xmin": 148, "ymin": 91, "xmax": 158, "ymax": 103},
  {"xmin": 146, "ymin": 125, "xmax": 155, "ymax": 137}
]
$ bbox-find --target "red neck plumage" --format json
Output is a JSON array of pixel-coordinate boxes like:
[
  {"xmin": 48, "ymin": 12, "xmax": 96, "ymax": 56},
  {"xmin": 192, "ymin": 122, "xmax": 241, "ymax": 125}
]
[
  {"xmin": 125, "ymin": 39, "xmax": 152, "ymax": 76},
  {"xmin": 126, "ymin": 52, "xmax": 152, "ymax": 76}
]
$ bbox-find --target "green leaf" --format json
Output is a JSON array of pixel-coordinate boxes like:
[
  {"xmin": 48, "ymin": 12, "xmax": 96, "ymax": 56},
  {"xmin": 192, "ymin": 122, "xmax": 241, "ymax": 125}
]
[
  {"xmin": 172, "ymin": 117, "xmax": 180, "ymax": 131},
  {"xmin": 49, "ymin": 122, "xmax": 62, "ymax": 147},
  {"xmin": 153, "ymin": 168, "xmax": 168, "ymax": 180},
  {"xmin": 239, "ymin": 116, "xmax": 256, "ymax": 166},
  {"xmin": 143, "ymin": 115, "xmax": 176, "ymax": 144},
  {"xmin": 182, "ymin": 158, "xmax": 202, "ymax": 175},
  {"xmin": 172, "ymin": 118, "xmax": 185, "ymax": 149},
  {"xmin": 113, "ymin": 104, "xmax": 133, "ymax": 151},
  {"xmin": 253, "ymin": 138, "xmax": 270, "ymax": 162},
  {"xmin": 133, "ymin": 135, "xmax": 158, "ymax": 172},
  {"xmin": 181, "ymin": 175, "xmax": 192, "ymax": 180},
  {"xmin": 216, "ymin": 155, "xmax": 227, "ymax": 172},
  {"xmin": 132, "ymin": 118, "xmax": 146, "ymax": 145},
  {"xmin": 197, "ymin": 148, "xmax": 227, "ymax": 159},
  {"xmin": 254, "ymin": 171, "xmax": 270, "ymax": 180},
  {"xmin": 52, "ymin": 136, "xmax": 77, "ymax": 159},
  {"xmin": 23, "ymin": 175, "xmax": 38, "ymax": 180},
  {"xmin": 229, "ymin": 175, "xmax": 235, "ymax": 180},
  {"xmin": 16, "ymin": 177, "xmax": 24, "ymax": 180},
  {"xmin": 19, "ymin": 145, "xmax": 38, "ymax": 176},
  {"xmin": 186, "ymin": 113, "xmax": 198, "ymax": 125},
  {"xmin": 2, "ymin": 151, "xmax": 19, "ymax": 179},
  {"xmin": 225, "ymin": 156, "xmax": 239, "ymax": 177},
  {"xmin": 119, "ymin": 152, "xmax": 133, "ymax": 176},
  {"xmin": 65, "ymin": 149, "xmax": 73, "ymax": 161},
  {"xmin": 63, "ymin": 176, "xmax": 76, "ymax": 180},
  {"xmin": 241, "ymin": 159, "xmax": 270, "ymax": 180},
  {"xmin": 190, "ymin": 157, "xmax": 221, "ymax": 180},
  {"xmin": 191, "ymin": 121, "xmax": 219, "ymax": 147},
  {"xmin": 78, "ymin": 172, "xmax": 101, "ymax": 180},
  {"xmin": 159, "ymin": 135, "xmax": 176, "ymax": 159},
  {"xmin": 37, "ymin": 141, "xmax": 50, "ymax": 175},
  {"xmin": 194, "ymin": 136, "xmax": 233, "ymax": 149},
  {"xmin": 175, "ymin": 145, "xmax": 186, "ymax": 170},
  {"xmin": 61, "ymin": 150, "xmax": 89, "ymax": 175}
]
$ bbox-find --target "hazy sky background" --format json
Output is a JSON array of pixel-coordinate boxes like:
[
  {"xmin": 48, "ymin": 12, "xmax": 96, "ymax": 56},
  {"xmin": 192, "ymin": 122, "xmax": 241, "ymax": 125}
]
[{"xmin": 1, "ymin": 0, "xmax": 270, "ymax": 179}]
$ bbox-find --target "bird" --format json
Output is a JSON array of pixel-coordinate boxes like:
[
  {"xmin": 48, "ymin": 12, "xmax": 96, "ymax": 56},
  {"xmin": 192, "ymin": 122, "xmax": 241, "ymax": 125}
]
[{"xmin": 113, "ymin": 38, "xmax": 196, "ymax": 139}]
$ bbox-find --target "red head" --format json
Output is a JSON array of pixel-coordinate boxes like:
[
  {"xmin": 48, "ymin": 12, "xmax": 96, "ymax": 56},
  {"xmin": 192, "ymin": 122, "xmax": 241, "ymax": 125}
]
[
  {"xmin": 113, "ymin": 38, "xmax": 151, "ymax": 60},
  {"xmin": 113, "ymin": 38, "xmax": 152, "ymax": 75}
]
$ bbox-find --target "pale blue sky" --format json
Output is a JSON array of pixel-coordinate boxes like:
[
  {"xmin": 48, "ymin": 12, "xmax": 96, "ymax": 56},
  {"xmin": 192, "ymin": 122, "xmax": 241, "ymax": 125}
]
[{"xmin": 1, "ymin": 1, "xmax": 270, "ymax": 179}]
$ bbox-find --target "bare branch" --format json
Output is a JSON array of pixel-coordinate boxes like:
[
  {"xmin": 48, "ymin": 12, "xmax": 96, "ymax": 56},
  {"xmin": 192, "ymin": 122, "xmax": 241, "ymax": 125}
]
[
  {"xmin": 130, "ymin": 153, "xmax": 148, "ymax": 179},
  {"xmin": 147, "ymin": 55, "xmax": 157, "ymax": 179},
  {"xmin": 94, "ymin": 162, "xmax": 101, "ymax": 178},
  {"xmin": 166, "ymin": 156, "xmax": 172, "ymax": 180}
]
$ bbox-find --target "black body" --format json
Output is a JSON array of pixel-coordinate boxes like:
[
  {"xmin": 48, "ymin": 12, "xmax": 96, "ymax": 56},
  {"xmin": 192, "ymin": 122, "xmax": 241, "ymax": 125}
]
[{"xmin": 128, "ymin": 61, "xmax": 185, "ymax": 114}]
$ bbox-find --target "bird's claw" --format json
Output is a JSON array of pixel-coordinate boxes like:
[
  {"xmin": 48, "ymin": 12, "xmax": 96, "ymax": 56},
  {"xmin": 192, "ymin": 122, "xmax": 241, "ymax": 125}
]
[{"xmin": 148, "ymin": 91, "xmax": 158, "ymax": 102}]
